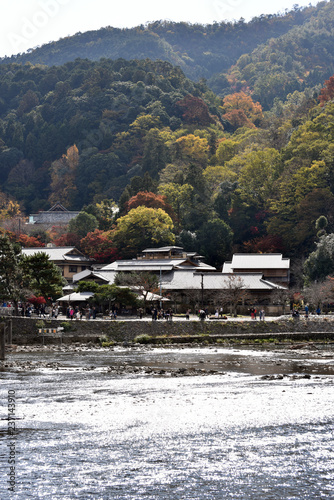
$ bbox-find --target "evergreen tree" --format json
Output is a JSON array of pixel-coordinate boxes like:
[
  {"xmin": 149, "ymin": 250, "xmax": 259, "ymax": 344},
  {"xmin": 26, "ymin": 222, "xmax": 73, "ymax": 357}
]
[
  {"xmin": 21, "ymin": 252, "xmax": 64, "ymax": 301},
  {"xmin": 0, "ymin": 235, "xmax": 26, "ymax": 314}
]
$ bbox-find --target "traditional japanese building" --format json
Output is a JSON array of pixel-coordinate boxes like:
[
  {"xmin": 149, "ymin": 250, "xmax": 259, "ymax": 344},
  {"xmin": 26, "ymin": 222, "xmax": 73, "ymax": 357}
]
[
  {"xmin": 28, "ymin": 202, "xmax": 80, "ymax": 227},
  {"xmin": 222, "ymin": 254, "xmax": 290, "ymax": 287},
  {"xmin": 21, "ymin": 246, "xmax": 93, "ymax": 283},
  {"xmin": 71, "ymin": 246, "xmax": 288, "ymax": 314}
]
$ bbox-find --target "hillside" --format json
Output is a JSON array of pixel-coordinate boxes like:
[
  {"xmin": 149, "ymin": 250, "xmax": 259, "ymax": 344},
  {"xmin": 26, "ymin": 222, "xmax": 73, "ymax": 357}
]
[
  {"xmin": 1, "ymin": 52, "xmax": 334, "ymax": 267},
  {"xmin": 1, "ymin": 2, "xmax": 334, "ymax": 269},
  {"xmin": 0, "ymin": 2, "xmax": 326, "ymax": 99},
  {"xmin": 218, "ymin": 0, "xmax": 334, "ymax": 108},
  {"xmin": 0, "ymin": 58, "xmax": 220, "ymax": 212}
]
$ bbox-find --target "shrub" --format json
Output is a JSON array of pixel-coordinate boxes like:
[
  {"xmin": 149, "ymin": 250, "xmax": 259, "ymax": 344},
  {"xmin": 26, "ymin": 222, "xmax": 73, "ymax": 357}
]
[
  {"xmin": 60, "ymin": 321, "xmax": 73, "ymax": 332},
  {"xmin": 101, "ymin": 340, "xmax": 115, "ymax": 347},
  {"xmin": 134, "ymin": 334, "xmax": 152, "ymax": 344}
]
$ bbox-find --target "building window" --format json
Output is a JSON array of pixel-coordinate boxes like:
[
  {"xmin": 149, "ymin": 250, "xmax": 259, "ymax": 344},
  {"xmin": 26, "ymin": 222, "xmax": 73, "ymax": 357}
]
[{"xmin": 69, "ymin": 266, "xmax": 77, "ymax": 273}]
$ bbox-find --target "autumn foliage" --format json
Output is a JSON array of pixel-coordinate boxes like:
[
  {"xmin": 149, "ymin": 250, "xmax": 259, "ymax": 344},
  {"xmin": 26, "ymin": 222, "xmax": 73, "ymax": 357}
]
[
  {"xmin": 18, "ymin": 234, "xmax": 45, "ymax": 248},
  {"xmin": 52, "ymin": 232, "xmax": 81, "ymax": 248},
  {"xmin": 6, "ymin": 231, "xmax": 45, "ymax": 248},
  {"xmin": 28, "ymin": 295, "xmax": 46, "ymax": 306},
  {"xmin": 221, "ymin": 91, "xmax": 263, "ymax": 129},
  {"xmin": 80, "ymin": 229, "xmax": 118, "ymax": 263},
  {"xmin": 176, "ymin": 95, "xmax": 215, "ymax": 125},
  {"xmin": 319, "ymin": 75, "xmax": 334, "ymax": 106},
  {"xmin": 125, "ymin": 191, "xmax": 175, "ymax": 219},
  {"xmin": 243, "ymin": 235, "xmax": 286, "ymax": 253}
]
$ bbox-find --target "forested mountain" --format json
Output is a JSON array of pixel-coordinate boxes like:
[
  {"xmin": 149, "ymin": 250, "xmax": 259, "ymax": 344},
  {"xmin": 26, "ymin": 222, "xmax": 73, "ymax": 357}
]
[
  {"xmin": 221, "ymin": 0, "xmax": 334, "ymax": 108},
  {"xmin": 1, "ymin": 2, "xmax": 330, "ymax": 101},
  {"xmin": 1, "ymin": 1, "xmax": 334, "ymax": 272},
  {"xmin": 0, "ymin": 58, "xmax": 212, "ymax": 211}
]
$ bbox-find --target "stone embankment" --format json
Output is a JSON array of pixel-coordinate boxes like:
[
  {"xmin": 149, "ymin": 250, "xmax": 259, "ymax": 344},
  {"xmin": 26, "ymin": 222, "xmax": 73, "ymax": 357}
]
[{"xmin": 7, "ymin": 316, "xmax": 334, "ymax": 345}]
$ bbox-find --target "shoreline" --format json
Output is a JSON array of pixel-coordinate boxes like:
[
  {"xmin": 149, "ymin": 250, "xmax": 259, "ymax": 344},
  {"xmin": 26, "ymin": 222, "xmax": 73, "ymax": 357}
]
[{"xmin": 2, "ymin": 341, "xmax": 334, "ymax": 377}]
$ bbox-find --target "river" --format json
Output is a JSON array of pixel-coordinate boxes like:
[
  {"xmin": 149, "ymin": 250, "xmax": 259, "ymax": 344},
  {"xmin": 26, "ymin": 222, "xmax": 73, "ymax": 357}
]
[{"xmin": 1, "ymin": 344, "xmax": 334, "ymax": 499}]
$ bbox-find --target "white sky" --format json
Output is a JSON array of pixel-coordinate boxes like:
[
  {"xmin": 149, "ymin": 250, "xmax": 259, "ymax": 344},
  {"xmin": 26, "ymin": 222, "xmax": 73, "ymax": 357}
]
[{"xmin": 0, "ymin": 0, "xmax": 324, "ymax": 58}]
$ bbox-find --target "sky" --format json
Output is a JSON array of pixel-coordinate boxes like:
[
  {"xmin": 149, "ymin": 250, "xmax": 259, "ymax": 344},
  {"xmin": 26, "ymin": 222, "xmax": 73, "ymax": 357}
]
[{"xmin": 0, "ymin": 0, "xmax": 324, "ymax": 58}]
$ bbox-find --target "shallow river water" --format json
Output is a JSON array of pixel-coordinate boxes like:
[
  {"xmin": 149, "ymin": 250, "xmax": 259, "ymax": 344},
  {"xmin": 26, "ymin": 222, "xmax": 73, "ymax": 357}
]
[{"xmin": 1, "ymin": 345, "xmax": 334, "ymax": 499}]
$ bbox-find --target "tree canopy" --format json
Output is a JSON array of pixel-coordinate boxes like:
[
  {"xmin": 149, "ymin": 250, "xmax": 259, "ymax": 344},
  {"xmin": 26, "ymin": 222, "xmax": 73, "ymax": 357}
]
[{"xmin": 112, "ymin": 207, "xmax": 175, "ymax": 258}]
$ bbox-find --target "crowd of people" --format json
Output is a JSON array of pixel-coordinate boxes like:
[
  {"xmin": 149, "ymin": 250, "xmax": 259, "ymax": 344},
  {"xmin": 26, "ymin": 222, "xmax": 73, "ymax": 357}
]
[{"xmin": 150, "ymin": 308, "xmax": 174, "ymax": 320}]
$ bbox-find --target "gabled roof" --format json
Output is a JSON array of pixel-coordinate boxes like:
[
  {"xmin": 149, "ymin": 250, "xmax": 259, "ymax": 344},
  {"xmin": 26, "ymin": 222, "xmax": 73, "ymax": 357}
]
[
  {"xmin": 222, "ymin": 253, "xmax": 290, "ymax": 272},
  {"xmin": 21, "ymin": 247, "xmax": 91, "ymax": 262},
  {"xmin": 56, "ymin": 292, "xmax": 94, "ymax": 302},
  {"xmin": 73, "ymin": 269, "xmax": 111, "ymax": 284},
  {"xmin": 48, "ymin": 202, "xmax": 69, "ymax": 212}
]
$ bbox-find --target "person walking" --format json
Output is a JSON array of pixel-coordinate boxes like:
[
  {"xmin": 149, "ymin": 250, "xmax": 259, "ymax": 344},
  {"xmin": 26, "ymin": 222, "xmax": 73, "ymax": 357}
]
[{"xmin": 305, "ymin": 304, "xmax": 309, "ymax": 319}]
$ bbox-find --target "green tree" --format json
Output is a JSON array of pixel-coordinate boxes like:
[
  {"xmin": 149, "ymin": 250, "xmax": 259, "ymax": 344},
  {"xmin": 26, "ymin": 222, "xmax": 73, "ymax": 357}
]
[
  {"xmin": 237, "ymin": 148, "xmax": 281, "ymax": 208},
  {"xmin": 304, "ymin": 234, "xmax": 334, "ymax": 283},
  {"xmin": 142, "ymin": 128, "xmax": 168, "ymax": 178},
  {"xmin": 203, "ymin": 165, "xmax": 237, "ymax": 196},
  {"xmin": 92, "ymin": 284, "xmax": 138, "ymax": 312},
  {"xmin": 112, "ymin": 206, "xmax": 175, "ymax": 257},
  {"xmin": 173, "ymin": 134, "xmax": 209, "ymax": 167},
  {"xmin": 196, "ymin": 218, "xmax": 233, "ymax": 268},
  {"xmin": 315, "ymin": 215, "xmax": 328, "ymax": 238},
  {"xmin": 21, "ymin": 252, "xmax": 64, "ymax": 301},
  {"xmin": 76, "ymin": 281, "xmax": 100, "ymax": 293},
  {"xmin": 0, "ymin": 235, "xmax": 28, "ymax": 314},
  {"xmin": 216, "ymin": 139, "xmax": 240, "ymax": 165},
  {"xmin": 114, "ymin": 271, "xmax": 160, "ymax": 312},
  {"xmin": 158, "ymin": 183, "xmax": 194, "ymax": 231},
  {"xmin": 68, "ymin": 211, "xmax": 99, "ymax": 239}
]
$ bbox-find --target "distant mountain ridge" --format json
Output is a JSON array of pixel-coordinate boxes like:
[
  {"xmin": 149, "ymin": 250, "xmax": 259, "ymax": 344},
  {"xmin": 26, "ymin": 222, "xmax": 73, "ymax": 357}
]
[{"xmin": 0, "ymin": 2, "xmax": 326, "ymax": 97}]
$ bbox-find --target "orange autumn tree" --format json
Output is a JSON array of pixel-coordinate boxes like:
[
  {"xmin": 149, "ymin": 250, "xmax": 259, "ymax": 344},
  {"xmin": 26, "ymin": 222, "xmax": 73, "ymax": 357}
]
[
  {"xmin": 80, "ymin": 229, "xmax": 118, "ymax": 263},
  {"xmin": 221, "ymin": 91, "xmax": 263, "ymax": 129},
  {"xmin": 125, "ymin": 191, "xmax": 175, "ymax": 219},
  {"xmin": 319, "ymin": 75, "xmax": 334, "ymax": 106},
  {"xmin": 17, "ymin": 234, "xmax": 45, "ymax": 248},
  {"xmin": 6, "ymin": 231, "xmax": 45, "ymax": 248}
]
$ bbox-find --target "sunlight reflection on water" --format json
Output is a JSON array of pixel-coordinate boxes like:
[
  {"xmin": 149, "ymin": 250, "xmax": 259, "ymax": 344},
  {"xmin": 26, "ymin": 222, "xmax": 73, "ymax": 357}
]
[{"xmin": 1, "ymin": 351, "xmax": 334, "ymax": 499}]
